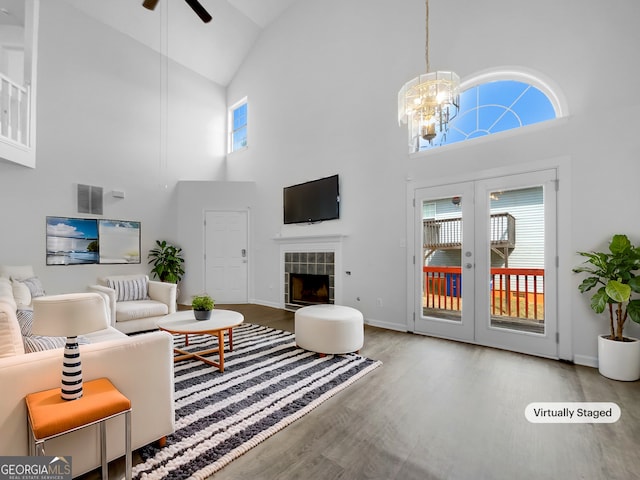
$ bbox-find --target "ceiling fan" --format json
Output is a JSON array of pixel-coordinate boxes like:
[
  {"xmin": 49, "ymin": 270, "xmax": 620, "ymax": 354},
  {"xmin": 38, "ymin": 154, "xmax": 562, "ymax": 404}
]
[{"xmin": 142, "ymin": 0, "xmax": 213, "ymax": 24}]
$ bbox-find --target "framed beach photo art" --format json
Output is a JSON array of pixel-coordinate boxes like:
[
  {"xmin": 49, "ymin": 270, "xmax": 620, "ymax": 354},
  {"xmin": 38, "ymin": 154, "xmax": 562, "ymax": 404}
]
[
  {"xmin": 98, "ymin": 219, "xmax": 141, "ymax": 264},
  {"xmin": 46, "ymin": 216, "xmax": 99, "ymax": 265}
]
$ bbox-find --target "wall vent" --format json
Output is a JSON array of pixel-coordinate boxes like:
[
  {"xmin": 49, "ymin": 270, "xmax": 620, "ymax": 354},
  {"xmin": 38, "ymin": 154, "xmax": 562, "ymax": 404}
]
[{"xmin": 77, "ymin": 184, "xmax": 103, "ymax": 215}]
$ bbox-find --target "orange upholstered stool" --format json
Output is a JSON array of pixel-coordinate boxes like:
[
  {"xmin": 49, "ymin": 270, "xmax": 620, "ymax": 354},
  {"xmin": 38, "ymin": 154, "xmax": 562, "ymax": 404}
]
[{"xmin": 25, "ymin": 377, "xmax": 132, "ymax": 480}]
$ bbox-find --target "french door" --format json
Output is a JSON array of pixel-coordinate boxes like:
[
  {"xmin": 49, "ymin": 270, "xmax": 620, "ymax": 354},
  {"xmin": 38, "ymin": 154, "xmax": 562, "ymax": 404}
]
[{"xmin": 412, "ymin": 169, "xmax": 558, "ymax": 358}]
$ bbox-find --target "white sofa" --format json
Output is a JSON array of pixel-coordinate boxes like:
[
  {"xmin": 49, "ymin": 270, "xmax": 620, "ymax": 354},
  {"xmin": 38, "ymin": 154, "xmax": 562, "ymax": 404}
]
[
  {"xmin": 0, "ymin": 266, "xmax": 175, "ymax": 478},
  {"xmin": 89, "ymin": 274, "xmax": 177, "ymax": 334}
]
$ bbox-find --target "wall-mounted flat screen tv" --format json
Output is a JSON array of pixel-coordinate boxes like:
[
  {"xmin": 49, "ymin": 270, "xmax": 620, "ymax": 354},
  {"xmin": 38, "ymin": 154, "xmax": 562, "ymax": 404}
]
[
  {"xmin": 283, "ymin": 174, "xmax": 340, "ymax": 224},
  {"xmin": 46, "ymin": 216, "xmax": 99, "ymax": 265}
]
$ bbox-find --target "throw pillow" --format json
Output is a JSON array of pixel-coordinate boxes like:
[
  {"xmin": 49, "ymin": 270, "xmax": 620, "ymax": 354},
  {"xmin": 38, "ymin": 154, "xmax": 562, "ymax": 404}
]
[
  {"xmin": 16, "ymin": 309, "xmax": 33, "ymax": 336},
  {"xmin": 18, "ymin": 309, "xmax": 90, "ymax": 353},
  {"xmin": 11, "ymin": 279, "xmax": 31, "ymax": 309},
  {"xmin": 23, "ymin": 335, "xmax": 68, "ymax": 353},
  {"xmin": 21, "ymin": 277, "xmax": 46, "ymax": 298},
  {"xmin": 107, "ymin": 275, "xmax": 149, "ymax": 302},
  {"xmin": 23, "ymin": 335, "xmax": 90, "ymax": 354}
]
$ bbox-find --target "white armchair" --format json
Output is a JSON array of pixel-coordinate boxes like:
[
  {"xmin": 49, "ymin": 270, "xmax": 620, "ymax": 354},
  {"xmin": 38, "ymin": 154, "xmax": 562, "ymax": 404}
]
[{"xmin": 89, "ymin": 274, "xmax": 176, "ymax": 334}]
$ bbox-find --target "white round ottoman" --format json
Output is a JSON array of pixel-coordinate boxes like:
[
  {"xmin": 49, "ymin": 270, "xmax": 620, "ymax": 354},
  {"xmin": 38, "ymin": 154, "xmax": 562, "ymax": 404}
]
[{"xmin": 295, "ymin": 304, "xmax": 364, "ymax": 355}]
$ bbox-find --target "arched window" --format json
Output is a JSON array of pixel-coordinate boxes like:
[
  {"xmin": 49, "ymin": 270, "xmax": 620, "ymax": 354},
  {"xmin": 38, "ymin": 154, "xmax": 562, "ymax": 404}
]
[{"xmin": 418, "ymin": 72, "xmax": 563, "ymax": 151}]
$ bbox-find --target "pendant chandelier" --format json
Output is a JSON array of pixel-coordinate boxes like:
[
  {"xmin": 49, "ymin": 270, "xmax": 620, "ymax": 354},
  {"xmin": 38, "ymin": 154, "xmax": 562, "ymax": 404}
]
[{"xmin": 398, "ymin": 0, "xmax": 460, "ymax": 152}]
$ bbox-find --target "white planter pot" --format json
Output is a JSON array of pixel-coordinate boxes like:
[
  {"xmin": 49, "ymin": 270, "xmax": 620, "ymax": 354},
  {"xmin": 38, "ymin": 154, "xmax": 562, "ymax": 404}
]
[{"xmin": 597, "ymin": 335, "xmax": 640, "ymax": 381}]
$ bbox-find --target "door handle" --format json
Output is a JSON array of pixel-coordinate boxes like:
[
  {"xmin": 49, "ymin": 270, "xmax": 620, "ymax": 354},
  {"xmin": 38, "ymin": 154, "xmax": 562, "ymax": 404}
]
[
  {"xmin": 465, "ymin": 263, "xmax": 473, "ymax": 269},
  {"xmin": 241, "ymin": 249, "xmax": 247, "ymax": 258}
]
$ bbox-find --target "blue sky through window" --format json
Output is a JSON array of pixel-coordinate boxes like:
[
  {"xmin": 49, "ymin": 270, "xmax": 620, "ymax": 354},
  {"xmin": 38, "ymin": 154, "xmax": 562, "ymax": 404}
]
[
  {"xmin": 420, "ymin": 80, "xmax": 556, "ymax": 150},
  {"xmin": 231, "ymin": 102, "xmax": 248, "ymax": 151}
]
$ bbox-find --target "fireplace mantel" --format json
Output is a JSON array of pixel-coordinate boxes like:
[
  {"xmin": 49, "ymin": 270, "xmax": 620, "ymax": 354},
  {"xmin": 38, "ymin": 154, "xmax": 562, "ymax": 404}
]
[{"xmin": 273, "ymin": 234, "xmax": 347, "ymax": 244}]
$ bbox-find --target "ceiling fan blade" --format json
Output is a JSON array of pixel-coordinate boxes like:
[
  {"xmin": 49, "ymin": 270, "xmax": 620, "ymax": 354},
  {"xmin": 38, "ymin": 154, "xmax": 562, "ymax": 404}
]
[
  {"xmin": 142, "ymin": 0, "xmax": 160, "ymax": 11},
  {"xmin": 184, "ymin": 0, "xmax": 213, "ymax": 23}
]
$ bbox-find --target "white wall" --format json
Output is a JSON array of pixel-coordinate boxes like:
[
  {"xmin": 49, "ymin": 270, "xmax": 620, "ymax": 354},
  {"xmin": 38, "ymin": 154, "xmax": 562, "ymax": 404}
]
[
  {"xmin": 226, "ymin": 0, "xmax": 640, "ymax": 364},
  {"xmin": 175, "ymin": 181, "xmax": 257, "ymax": 304},
  {"xmin": 0, "ymin": 25, "xmax": 24, "ymax": 83},
  {"xmin": 0, "ymin": 0, "xmax": 227, "ymax": 293}
]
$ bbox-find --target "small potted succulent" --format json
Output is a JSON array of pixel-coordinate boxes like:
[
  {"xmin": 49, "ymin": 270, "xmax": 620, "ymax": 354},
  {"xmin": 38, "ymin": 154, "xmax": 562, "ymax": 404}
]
[
  {"xmin": 573, "ymin": 234, "xmax": 640, "ymax": 381},
  {"xmin": 192, "ymin": 294, "xmax": 214, "ymax": 321}
]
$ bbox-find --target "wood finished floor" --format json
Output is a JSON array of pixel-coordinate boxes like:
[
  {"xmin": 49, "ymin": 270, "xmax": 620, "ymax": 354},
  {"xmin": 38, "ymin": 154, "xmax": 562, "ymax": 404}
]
[{"xmin": 92, "ymin": 304, "xmax": 640, "ymax": 480}]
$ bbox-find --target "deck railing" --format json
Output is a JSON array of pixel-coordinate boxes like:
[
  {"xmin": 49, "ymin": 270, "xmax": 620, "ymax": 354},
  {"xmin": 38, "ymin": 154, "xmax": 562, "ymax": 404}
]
[
  {"xmin": 423, "ymin": 266, "xmax": 544, "ymax": 321},
  {"xmin": 0, "ymin": 73, "xmax": 30, "ymax": 147},
  {"xmin": 423, "ymin": 213, "xmax": 516, "ymax": 249}
]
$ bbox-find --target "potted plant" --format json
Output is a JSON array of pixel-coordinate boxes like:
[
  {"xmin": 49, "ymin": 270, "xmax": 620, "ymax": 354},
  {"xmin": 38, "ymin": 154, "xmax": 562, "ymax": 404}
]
[
  {"xmin": 192, "ymin": 294, "xmax": 214, "ymax": 321},
  {"xmin": 148, "ymin": 240, "xmax": 185, "ymax": 284},
  {"xmin": 573, "ymin": 234, "xmax": 640, "ymax": 381}
]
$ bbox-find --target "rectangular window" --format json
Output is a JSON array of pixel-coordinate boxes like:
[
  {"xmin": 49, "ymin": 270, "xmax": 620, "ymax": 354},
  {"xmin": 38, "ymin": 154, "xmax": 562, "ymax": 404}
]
[
  {"xmin": 229, "ymin": 98, "xmax": 248, "ymax": 153},
  {"xmin": 423, "ymin": 202, "xmax": 436, "ymax": 219}
]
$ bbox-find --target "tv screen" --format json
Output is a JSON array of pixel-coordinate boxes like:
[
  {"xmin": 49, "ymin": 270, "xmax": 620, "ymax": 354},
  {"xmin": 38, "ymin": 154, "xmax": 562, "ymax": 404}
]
[{"xmin": 283, "ymin": 174, "xmax": 340, "ymax": 224}]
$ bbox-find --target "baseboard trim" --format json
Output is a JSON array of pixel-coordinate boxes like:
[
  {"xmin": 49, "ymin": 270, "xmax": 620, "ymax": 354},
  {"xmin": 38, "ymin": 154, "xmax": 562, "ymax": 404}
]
[
  {"xmin": 573, "ymin": 354, "xmax": 598, "ymax": 368},
  {"xmin": 365, "ymin": 318, "xmax": 408, "ymax": 332},
  {"xmin": 250, "ymin": 299, "xmax": 281, "ymax": 310}
]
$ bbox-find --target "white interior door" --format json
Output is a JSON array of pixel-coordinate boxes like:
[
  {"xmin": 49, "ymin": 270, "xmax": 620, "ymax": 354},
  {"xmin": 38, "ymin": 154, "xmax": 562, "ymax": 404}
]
[
  {"xmin": 205, "ymin": 210, "xmax": 248, "ymax": 303},
  {"xmin": 412, "ymin": 169, "xmax": 558, "ymax": 358}
]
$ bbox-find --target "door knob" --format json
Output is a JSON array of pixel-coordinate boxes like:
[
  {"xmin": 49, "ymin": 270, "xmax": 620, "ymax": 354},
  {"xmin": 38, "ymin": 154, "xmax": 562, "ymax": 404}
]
[
  {"xmin": 465, "ymin": 263, "xmax": 473, "ymax": 269},
  {"xmin": 241, "ymin": 249, "xmax": 247, "ymax": 257}
]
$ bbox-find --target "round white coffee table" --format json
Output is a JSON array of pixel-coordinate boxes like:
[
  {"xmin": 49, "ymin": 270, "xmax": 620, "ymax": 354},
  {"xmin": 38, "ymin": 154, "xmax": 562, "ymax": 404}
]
[{"xmin": 157, "ymin": 309, "xmax": 244, "ymax": 372}]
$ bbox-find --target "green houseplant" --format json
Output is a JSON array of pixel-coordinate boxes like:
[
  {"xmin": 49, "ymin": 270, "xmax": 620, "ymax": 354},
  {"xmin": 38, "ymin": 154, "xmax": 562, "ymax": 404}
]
[
  {"xmin": 148, "ymin": 240, "xmax": 185, "ymax": 284},
  {"xmin": 573, "ymin": 234, "xmax": 640, "ymax": 380},
  {"xmin": 192, "ymin": 294, "xmax": 214, "ymax": 321}
]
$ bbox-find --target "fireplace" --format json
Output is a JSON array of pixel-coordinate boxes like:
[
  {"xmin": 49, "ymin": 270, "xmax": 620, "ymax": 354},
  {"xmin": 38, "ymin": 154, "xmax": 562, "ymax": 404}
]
[
  {"xmin": 284, "ymin": 251, "xmax": 335, "ymax": 309},
  {"xmin": 290, "ymin": 273, "xmax": 330, "ymax": 305}
]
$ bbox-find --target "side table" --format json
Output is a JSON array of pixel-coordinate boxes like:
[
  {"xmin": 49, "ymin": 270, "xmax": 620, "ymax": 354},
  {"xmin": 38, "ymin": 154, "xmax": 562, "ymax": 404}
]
[{"xmin": 25, "ymin": 377, "xmax": 132, "ymax": 480}]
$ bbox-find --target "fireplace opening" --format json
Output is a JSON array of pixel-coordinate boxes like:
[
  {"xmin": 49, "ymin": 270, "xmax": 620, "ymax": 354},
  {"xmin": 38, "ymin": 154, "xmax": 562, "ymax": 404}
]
[{"xmin": 290, "ymin": 273, "xmax": 330, "ymax": 306}]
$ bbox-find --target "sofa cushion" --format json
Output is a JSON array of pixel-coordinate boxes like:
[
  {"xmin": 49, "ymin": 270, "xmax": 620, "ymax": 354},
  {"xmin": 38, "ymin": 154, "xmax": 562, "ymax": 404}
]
[
  {"xmin": 0, "ymin": 277, "xmax": 15, "ymax": 305},
  {"xmin": 115, "ymin": 300, "xmax": 168, "ymax": 322},
  {"xmin": 107, "ymin": 275, "xmax": 149, "ymax": 302},
  {"xmin": 0, "ymin": 304, "xmax": 25, "ymax": 357}
]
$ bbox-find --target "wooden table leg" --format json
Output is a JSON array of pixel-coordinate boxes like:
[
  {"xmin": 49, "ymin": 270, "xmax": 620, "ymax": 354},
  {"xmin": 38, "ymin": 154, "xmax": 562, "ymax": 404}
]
[
  {"xmin": 228, "ymin": 327, "xmax": 233, "ymax": 351},
  {"xmin": 217, "ymin": 330, "xmax": 225, "ymax": 371}
]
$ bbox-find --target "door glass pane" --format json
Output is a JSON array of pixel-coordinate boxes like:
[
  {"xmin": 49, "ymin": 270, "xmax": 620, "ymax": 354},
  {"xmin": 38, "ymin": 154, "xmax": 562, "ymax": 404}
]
[
  {"xmin": 422, "ymin": 195, "xmax": 464, "ymax": 322},
  {"xmin": 488, "ymin": 186, "xmax": 545, "ymax": 334}
]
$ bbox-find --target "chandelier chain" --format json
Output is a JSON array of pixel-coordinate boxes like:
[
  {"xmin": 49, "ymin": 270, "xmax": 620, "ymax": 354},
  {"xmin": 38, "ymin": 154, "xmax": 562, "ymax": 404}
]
[{"xmin": 425, "ymin": 0, "xmax": 429, "ymax": 73}]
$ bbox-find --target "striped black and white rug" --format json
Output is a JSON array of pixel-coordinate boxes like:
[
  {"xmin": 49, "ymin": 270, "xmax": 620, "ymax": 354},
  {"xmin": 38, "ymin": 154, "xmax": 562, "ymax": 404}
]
[{"xmin": 132, "ymin": 323, "xmax": 382, "ymax": 479}]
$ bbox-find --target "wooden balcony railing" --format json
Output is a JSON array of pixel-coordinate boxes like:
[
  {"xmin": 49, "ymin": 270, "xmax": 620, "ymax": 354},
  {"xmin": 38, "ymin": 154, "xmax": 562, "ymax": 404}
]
[
  {"xmin": 423, "ymin": 213, "xmax": 516, "ymax": 249},
  {"xmin": 423, "ymin": 266, "xmax": 544, "ymax": 321}
]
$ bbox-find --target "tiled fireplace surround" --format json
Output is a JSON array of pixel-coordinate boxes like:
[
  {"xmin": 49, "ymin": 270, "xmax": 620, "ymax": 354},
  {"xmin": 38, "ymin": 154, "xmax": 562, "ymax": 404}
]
[
  {"xmin": 279, "ymin": 237, "xmax": 342, "ymax": 310},
  {"xmin": 284, "ymin": 251, "xmax": 335, "ymax": 308}
]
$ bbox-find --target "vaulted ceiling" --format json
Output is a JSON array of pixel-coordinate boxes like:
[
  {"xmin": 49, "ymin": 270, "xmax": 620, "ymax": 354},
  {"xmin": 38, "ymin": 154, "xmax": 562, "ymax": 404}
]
[
  {"xmin": 52, "ymin": 0, "xmax": 300, "ymax": 86},
  {"xmin": 61, "ymin": 0, "xmax": 300, "ymax": 86}
]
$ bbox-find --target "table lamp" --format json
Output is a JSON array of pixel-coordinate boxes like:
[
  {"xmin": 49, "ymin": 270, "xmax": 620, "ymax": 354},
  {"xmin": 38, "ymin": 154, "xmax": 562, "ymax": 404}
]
[{"xmin": 32, "ymin": 293, "xmax": 108, "ymax": 401}]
